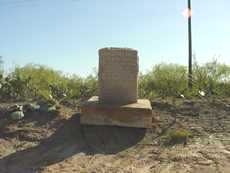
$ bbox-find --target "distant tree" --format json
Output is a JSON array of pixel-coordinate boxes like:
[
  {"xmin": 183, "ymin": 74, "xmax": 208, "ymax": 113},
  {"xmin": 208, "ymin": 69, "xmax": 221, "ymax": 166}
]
[
  {"xmin": 0, "ymin": 56, "xmax": 3, "ymax": 77},
  {"xmin": 0, "ymin": 56, "xmax": 3, "ymax": 64}
]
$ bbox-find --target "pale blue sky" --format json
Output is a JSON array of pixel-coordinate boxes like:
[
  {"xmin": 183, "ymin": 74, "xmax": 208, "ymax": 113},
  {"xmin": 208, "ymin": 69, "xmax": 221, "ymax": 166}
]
[{"xmin": 0, "ymin": 0, "xmax": 229, "ymax": 76}]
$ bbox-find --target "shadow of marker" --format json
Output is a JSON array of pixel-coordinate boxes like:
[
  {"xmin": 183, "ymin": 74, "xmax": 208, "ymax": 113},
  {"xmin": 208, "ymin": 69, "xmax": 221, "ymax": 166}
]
[{"xmin": 0, "ymin": 114, "xmax": 146, "ymax": 173}]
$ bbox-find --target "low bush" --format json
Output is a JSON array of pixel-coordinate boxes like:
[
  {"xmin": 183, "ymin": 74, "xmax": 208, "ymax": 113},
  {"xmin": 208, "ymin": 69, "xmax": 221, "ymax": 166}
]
[
  {"xmin": 0, "ymin": 59, "xmax": 229, "ymax": 102},
  {"xmin": 139, "ymin": 64, "xmax": 187, "ymax": 99},
  {"xmin": 0, "ymin": 63, "xmax": 97, "ymax": 102},
  {"xmin": 192, "ymin": 60, "xmax": 230, "ymax": 96},
  {"xmin": 139, "ymin": 60, "xmax": 230, "ymax": 98},
  {"xmin": 164, "ymin": 129, "xmax": 192, "ymax": 145}
]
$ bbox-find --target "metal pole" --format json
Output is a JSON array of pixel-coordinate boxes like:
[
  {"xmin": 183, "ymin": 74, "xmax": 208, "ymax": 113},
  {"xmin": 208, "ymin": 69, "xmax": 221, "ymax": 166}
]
[{"xmin": 188, "ymin": 0, "xmax": 192, "ymax": 89}]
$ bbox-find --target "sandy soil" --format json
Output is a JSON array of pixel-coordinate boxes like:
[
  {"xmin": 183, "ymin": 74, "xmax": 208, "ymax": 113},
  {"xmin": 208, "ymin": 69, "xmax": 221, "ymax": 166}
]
[{"xmin": 0, "ymin": 98, "xmax": 230, "ymax": 173}]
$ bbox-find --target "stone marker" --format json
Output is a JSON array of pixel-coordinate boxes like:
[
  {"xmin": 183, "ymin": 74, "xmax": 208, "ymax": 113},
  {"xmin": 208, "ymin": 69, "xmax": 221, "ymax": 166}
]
[
  {"xmin": 99, "ymin": 48, "xmax": 138, "ymax": 104},
  {"xmin": 81, "ymin": 47, "xmax": 152, "ymax": 128}
]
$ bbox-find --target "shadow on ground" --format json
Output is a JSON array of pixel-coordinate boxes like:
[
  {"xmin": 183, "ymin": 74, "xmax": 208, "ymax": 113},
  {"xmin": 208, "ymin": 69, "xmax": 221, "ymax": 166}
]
[{"xmin": 0, "ymin": 114, "xmax": 146, "ymax": 173}]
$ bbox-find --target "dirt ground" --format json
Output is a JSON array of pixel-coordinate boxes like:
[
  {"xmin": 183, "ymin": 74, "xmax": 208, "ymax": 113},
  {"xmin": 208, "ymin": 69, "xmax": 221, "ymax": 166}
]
[{"xmin": 0, "ymin": 98, "xmax": 230, "ymax": 173}]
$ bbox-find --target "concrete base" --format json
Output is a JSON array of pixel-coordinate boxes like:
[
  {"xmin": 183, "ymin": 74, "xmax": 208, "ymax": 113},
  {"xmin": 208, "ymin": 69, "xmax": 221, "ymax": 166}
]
[{"xmin": 80, "ymin": 96, "xmax": 153, "ymax": 128}]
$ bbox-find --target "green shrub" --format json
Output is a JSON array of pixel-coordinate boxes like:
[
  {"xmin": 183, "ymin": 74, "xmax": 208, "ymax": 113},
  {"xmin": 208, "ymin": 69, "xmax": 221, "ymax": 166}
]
[
  {"xmin": 139, "ymin": 60, "xmax": 230, "ymax": 98},
  {"xmin": 12, "ymin": 64, "xmax": 69, "ymax": 101},
  {"xmin": 0, "ymin": 56, "xmax": 3, "ymax": 75},
  {"xmin": 0, "ymin": 63, "xmax": 98, "ymax": 102},
  {"xmin": 139, "ymin": 63, "xmax": 187, "ymax": 98},
  {"xmin": 0, "ymin": 58, "xmax": 230, "ymax": 102},
  {"xmin": 80, "ymin": 74, "xmax": 98, "ymax": 99},
  {"xmin": 0, "ymin": 57, "xmax": 4, "ymax": 92},
  {"xmin": 192, "ymin": 60, "xmax": 230, "ymax": 96},
  {"xmin": 164, "ymin": 129, "xmax": 192, "ymax": 145}
]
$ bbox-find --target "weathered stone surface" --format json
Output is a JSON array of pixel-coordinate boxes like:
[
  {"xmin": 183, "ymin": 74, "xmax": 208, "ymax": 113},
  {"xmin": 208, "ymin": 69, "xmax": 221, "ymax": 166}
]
[
  {"xmin": 98, "ymin": 48, "xmax": 138, "ymax": 104},
  {"xmin": 81, "ymin": 96, "xmax": 152, "ymax": 128}
]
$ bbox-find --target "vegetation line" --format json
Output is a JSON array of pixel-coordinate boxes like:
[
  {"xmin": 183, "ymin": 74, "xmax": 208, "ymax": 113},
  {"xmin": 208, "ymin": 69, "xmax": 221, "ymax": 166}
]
[{"xmin": 0, "ymin": 58, "xmax": 230, "ymax": 103}]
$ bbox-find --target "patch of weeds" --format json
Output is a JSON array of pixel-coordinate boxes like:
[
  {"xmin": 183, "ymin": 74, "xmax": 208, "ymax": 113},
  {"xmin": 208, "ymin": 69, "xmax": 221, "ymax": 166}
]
[{"xmin": 163, "ymin": 128, "xmax": 192, "ymax": 146}]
